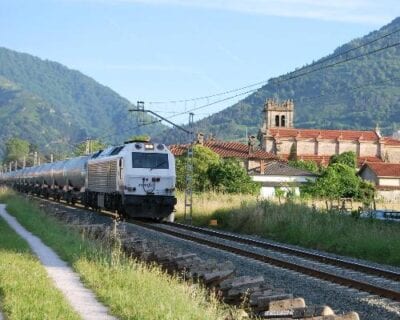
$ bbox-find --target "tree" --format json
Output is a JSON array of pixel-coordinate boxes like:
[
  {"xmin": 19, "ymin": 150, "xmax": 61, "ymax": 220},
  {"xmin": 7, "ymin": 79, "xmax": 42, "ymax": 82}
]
[
  {"xmin": 329, "ymin": 151, "xmax": 357, "ymax": 168},
  {"xmin": 74, "ymin": 139, "xmax": 106, "ymax": 156},
  {"xmin": 208, "ymin": 158, "xmax": 260, "ymax": 194},
  {"xmin": 129, "ymin": 135, "xmax": 151, "ymax": 142},
  {"xmin": 302, "ymin": 156, "xmax": 373, "ymax": 201},
  {"xmin": 175, "ymin": 145, "xmax": 220, "ymax": 192},
  {"xmin": 288, "ymin": 159, "xmax": 319, "ymax": 173},
  {"xmin": 4, "ymin": 138, "xmax": 30, "ymax": 163}
]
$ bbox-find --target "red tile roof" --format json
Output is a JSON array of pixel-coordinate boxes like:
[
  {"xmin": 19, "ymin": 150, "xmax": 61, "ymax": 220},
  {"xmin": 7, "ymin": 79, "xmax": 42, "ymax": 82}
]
[
  {"xmin": 279, "ymin": 154, "xmax": 383, "ymax": 167},
  {"xmin": 361, "ymin": 162, "xmax": 400, "ymax": 177},
  {"xmin": 268, "ymin": 128, "xmax": 379, "ymax": 141},
  {"xmin": 383, "ymin": 137, "xmax": 400, "ymax": 146},
  {"xmin": 357, "ymin": 156, "xmax": 384, "ymax": 165},
  {"xmin": 279, "ymin": 154, "xmax": 331, "ymax": 165},
  {"xmin": 169, "ymin": 141, "xmax": 278, "ymax": 160}
]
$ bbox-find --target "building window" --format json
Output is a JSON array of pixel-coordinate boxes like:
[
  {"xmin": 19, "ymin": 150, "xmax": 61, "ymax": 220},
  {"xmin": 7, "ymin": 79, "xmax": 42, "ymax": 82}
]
[
  {"xmin": 281, "ymin": 115, "xmax": 286, "ymax": 127},
  {"xmin": 275, "ymin": 115, "xmax": 280, "ymax": 127}
]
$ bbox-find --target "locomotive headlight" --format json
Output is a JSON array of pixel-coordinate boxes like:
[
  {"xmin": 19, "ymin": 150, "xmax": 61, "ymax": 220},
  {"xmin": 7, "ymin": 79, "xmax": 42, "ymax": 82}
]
[
  {"xmin": 135, "ymin": 143, "xmax": 142, "ymax": 149},
  {"xmin": 144, "ymin": 143, "xmax": 154, "ymax": 150},
  {"xmin": 156, "ymin": 144, "xmax": 164, "ymax": 150}
]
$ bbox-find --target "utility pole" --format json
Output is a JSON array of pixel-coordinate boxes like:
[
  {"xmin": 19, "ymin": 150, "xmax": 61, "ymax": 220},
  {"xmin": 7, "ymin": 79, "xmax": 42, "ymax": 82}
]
[
  {"xmin": 34, "ymin": 152, "xmax": 38, "ymax": 166},
  {"xmin": 129, "ymin": 102, "xmax": 195, "ymax": 224},
  {"xmin": 23, "ymin": 156, "xmax": 26, "ymax": 169},
  {"xmin": 85, "ymin": 139, "xmax": 90, "ymax": 155},
  {"xmin": 184, "ymin": 113, "xmax": 194, "ymax": 224},
  {"xmin": 50, "ymin": 154, "xmax": 54, "ymax": 163}
]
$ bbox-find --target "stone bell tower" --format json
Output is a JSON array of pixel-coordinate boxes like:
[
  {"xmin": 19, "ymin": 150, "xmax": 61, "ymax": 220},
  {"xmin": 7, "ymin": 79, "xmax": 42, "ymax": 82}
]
[{"xmin": 261, "ymin": 98, "xmax": 294, "ymax": 130}]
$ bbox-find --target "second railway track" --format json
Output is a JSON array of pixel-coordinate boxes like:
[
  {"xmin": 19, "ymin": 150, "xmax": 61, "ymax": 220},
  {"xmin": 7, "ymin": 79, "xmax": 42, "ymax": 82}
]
[{"xmin": 133, "ymin": 220, "xmax": 400, "ymax": 302}]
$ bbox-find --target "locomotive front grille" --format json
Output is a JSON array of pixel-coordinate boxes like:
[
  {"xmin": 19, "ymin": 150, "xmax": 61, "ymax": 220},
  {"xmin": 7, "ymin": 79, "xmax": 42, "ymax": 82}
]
[{"xmin": 88, "ymin": 160, "xmax": 118, "ymax": 193}]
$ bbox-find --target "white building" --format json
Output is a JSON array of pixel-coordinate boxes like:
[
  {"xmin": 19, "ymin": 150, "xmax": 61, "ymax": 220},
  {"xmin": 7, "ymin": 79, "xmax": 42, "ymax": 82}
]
[
  {"xmin": 359, "ymin": 162, "xmax": 400, "ymax": 201},
  {"xmin": 250, "ymin": 161, "xmax": 317, "ymax": 198}
]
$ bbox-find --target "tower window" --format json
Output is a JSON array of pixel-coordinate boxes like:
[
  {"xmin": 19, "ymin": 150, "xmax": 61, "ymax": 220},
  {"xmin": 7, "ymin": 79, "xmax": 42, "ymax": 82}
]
[
  {"xmin": 275, "ymin": 115, "xmax": 280, "ymax": 127},
  {"xmin": 281, "ymin": 115, "xmax": 286, "ymax": 127}
]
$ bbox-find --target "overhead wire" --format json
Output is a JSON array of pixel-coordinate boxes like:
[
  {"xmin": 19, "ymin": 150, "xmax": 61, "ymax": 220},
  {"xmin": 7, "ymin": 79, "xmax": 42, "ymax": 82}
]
[
  {"xmin": 162, "ymin": 38, "xmax": 400, "ymax": 119},
  {"xmin": 145, "ymin": 26, "xmax": 400, "ymax": 105},
  {"xmin": 71, "ymin": 29, "xmax": 400, "ymax": 144}
]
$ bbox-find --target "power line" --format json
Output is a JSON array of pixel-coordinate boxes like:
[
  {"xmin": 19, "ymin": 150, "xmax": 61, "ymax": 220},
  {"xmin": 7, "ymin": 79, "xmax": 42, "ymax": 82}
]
[
  {"xmin": 63, "ymin": 31, "xmax": 400, "ymax": 146},
  {"xmin": 145, "ymin": 26, "xmax": 400, "ymax": 105},
  {"xmin": 162, "ymin": 38, "xmax": 400, "ymax": 119},
  {"xmin": 274, "ymin": 38, "xmax": 400, "ymax": 84},
  {"xmin": 147, "ymin": 80, "xmax": 267, "ymax": 105},
  {"xmin": 276, "ymin": 25, "xmax": 400, "ymax": 83}
]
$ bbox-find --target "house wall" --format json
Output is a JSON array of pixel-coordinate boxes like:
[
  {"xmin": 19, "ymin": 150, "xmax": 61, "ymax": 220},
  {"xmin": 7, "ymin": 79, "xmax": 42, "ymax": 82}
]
[
  {"xmin": 247, "ymin": 159, "xmax": 258, "ymax": 171},
  {"xmin": 259, "ymin": 186, "xmax": 300, "ymax": 198},
  {"xmin": 379, "ymin": 178, "xmax": 400, "ymax": 187},
  {"xmin": 317, "ymin": 140, "xmax": 337, "ymax": 156},
  {"xmin": 264, "ymin": 138, "xmax": 275, "ymax": 153},
  {"xmin": 361, "ymin": 142, "xmax": 380, "ymax": 157},
  {"xmin": 260, "ymin": 186, "xmax": 276, "ymax": 198},
  {"xmin": 277, "ymin": 139, "xmax": 295, "ymax": 155},
  {"xmin": 376, "ymin": 190, "xmax": 400, "ymax": 202},
  {"xmin": 296, "ymin": 140, "xmax": 315, "ymax": 154},
  {"xmin": 359, "ymin": 167, "xmax": 378, "ymax": 185},
  {"xmin": 385, "ymin": 147, "xmax": 400, "ymax": 163},
  {"xmin": 338, "ymin": 141, "xmax": 358, "ymax": 154}
]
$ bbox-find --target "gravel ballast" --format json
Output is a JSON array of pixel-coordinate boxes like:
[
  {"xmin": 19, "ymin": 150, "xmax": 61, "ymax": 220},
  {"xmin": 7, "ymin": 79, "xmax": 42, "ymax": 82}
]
[
  {"xmin": 124, "ymin": 222, "xmax": 400, "ymax": 320},
  {"xmin": 35, "ymin": 199, "xmax": 400, "ymax": 320}
]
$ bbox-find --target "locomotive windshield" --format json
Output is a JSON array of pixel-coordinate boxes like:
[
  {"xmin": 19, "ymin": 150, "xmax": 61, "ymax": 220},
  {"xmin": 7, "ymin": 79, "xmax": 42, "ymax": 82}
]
[{"xmin": 132, "ymin": 153, "xmax": 169, "ymax": 169}]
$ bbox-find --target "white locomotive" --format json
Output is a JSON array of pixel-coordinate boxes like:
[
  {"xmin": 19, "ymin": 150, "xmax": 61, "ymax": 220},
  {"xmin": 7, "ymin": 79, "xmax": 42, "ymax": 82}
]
[{"xmin": 0, "ymin": 141, "xmax": 177, "ymax": 221}]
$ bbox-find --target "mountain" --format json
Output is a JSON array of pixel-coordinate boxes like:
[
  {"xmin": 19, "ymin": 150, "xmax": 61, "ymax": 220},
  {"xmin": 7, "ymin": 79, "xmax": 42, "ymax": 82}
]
[
  {"xmin": 0, "ymin": 47, "xmax": 165, "ymax": 159},
  {"xmin": 167, "ymin": 17, "xmax": 400, "ymax": 143}
]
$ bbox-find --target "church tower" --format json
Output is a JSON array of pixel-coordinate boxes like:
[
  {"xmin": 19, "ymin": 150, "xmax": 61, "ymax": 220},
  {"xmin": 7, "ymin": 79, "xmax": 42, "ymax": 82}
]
[{"xmin": 262, "ymin": 98, "xmax": 294, "ymax": 130}]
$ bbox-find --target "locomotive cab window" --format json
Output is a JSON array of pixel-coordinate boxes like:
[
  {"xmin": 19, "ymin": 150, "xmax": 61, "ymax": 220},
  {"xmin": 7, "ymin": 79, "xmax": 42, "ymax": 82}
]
[{"xmin": 132, "ymin": 153, "xmax": 169, "ymax": 169}]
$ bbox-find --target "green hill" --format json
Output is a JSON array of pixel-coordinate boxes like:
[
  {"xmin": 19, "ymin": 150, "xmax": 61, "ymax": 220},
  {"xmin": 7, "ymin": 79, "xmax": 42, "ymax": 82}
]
[
  {"xmin": 170, "ymin": 17, "xmax": 400, "ymax": 143},
  {"xmin": 0, "ymin": 47, "xmax": 165, "ymax": 159}
]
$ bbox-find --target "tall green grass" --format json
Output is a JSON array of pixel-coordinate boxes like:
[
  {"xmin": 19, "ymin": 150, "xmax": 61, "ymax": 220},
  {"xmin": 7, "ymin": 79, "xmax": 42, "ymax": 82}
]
[
  {"xmin": 176, "ymin": 192, "xmax": 400, "ymax": 267},
  {"xmin": 0, "ymin": 215, "xmax": 80, "ymax": 319},
  {"xmin": 0, "ymin": 189, "xmax": 237, "ymax": 320}
]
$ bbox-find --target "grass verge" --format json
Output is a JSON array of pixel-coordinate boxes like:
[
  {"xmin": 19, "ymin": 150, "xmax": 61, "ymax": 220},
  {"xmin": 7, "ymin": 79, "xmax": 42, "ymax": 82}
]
[
  {"xmin": 0, "ymin": 189, "xmax": 235, "ymax": 320},
  {"xmin": 0, "ymin": 213, "xmax": 80, "ymax": 320},
  {"xmin": 177, "ymin": 192, "xmax": 400, "ymax": 267}
]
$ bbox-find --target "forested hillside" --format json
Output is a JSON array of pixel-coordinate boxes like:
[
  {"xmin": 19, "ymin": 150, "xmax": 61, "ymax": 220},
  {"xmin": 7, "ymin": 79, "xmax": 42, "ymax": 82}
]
[
  {"xmin": 165, "ymin": 17, "xmax": 400, "ymax": 143},
  {"xmin": 0, "ymin": 47, "xmax": 165, "ymax": 159}
]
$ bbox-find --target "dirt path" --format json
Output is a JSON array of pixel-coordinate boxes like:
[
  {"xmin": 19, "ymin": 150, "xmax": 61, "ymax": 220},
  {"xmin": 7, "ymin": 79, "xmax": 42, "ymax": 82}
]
[{"xmin": 0, "ymin": 204, "xmax": 117, "ymax": 320}]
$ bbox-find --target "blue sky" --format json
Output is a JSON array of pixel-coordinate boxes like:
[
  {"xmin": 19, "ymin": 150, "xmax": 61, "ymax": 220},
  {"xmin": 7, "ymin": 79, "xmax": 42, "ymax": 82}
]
[{"xmin": 1, "ymin": 0, "xmax": 400, "ymax": 124}]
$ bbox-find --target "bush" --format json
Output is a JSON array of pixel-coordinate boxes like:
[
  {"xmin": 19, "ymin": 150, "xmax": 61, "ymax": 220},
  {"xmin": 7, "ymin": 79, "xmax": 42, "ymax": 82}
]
[
  {"xmin": 208, "ymin": 158, "xmax": 260, "ymax": 194},
  {"xmin": 176, "ymin": 146, "xmax": 260, "ymax": 194}
]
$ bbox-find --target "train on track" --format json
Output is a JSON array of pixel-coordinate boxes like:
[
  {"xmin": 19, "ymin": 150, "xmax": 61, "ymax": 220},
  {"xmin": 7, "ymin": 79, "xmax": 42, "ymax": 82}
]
[{"xmin": 0, "ymin": 141, "xmax": 177, "ymax": 221}]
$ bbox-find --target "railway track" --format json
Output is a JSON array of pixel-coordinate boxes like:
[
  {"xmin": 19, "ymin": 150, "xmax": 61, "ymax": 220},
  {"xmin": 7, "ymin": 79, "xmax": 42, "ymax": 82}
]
[
  {"xmin": 32, "ymin": 196, "xmax": 363, "ymax": 319},
  {"xmin": 132, "ymin": 221, "xmax": 400, "ymax": 303},
  {"xmin": 166, "ymin": 222, "xmax": 400, "ymax": 281},
  {"xmin": 19, "ymin": 194, "xmax": 400, "ymax": 316}
]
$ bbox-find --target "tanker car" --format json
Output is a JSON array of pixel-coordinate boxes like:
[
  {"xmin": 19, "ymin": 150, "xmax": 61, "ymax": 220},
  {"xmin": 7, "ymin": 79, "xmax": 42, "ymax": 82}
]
[{"xmin": 0, "ymin": 141, "xmax": 177, "ymax": 221}]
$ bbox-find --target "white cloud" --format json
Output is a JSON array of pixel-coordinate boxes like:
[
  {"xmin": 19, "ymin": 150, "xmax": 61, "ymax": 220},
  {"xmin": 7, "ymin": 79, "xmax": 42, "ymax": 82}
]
[{"xmin": 80, "ymin": 0, "xmax": 399, "ymax": 25}]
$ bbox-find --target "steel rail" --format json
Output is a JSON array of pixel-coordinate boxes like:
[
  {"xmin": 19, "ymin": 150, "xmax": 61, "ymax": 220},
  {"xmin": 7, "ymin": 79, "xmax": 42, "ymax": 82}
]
[
  {"xmin": 134, "ymin": 221, "xmax": 400, "ymax": 302},
  {"xmin": 167, "ymin": 222, "xmax": 400, "ymax": 282},
  {"xmin": 24, "ymin": 194, "xmax": 400, "ymax": 302}
]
